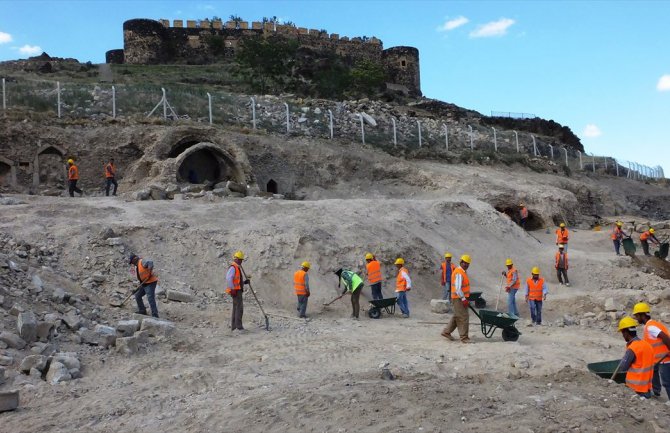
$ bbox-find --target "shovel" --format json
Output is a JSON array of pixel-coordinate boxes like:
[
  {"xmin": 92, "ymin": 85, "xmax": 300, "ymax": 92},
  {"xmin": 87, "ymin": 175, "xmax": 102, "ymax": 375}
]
[
  {"xmin": 323, "ymin": 294, "xmax": 344, "ymax": 307},
  {"xmin": 110, "ymin": 277, "xmax": 150, "ymax": 308},
  {"xmin": 240, "ymin": 266, "xmax": 270, "ymax": 331},
  {"xmin": 495, "ymin": 275, "xmax": 505, "ymax": 311}
]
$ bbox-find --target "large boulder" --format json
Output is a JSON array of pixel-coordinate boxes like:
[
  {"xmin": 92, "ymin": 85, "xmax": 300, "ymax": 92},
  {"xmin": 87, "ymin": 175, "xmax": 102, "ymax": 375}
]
[
  {"xmin": 19, "ymin": 355, "xmax": 47, "ymax": 374},
  {"xmin": 116, "ymin": 320, "xmax": 140, "ymax": 337},
  {"xmin": 116, "ymin": 336, "xmax": 138, "ymax": 355},
  {"xmin": 17, "ymin": 311, "xmax": 37, "ymax": 343},
  {"xmin": 140, "ymin": 318, "xmax": 175, "ymax": 337},
  {"xmin": 62, "ymin": 312, "xmax": 82, "ymax": 330},
  {"xmin": 0, "ymin": 391, "xmax": 19, "ymax": 413},
  {"xmin": 430, "ymin": 299, "xmax": 451, "ymax": 314},
  {"xmin": 51, "ymin": 353, "xmax": 80, "ymax": 371},
  {"xmin": 46, "ymin": 361, "xmax": 72, "ymax": 384},
  {"xmin": 0, "ymin": 332, "xmax": 26, "ymax": 350},
  {"xmin": 166, "ymin": 290, "xmax": 194, "ymax": 303},
  {"xmin": 36, "ymin": 321, "xmax": 54, "ymax": 342}
]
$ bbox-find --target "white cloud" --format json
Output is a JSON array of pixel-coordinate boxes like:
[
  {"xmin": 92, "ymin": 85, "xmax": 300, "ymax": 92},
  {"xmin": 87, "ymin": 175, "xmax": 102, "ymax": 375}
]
[
  {"xmin": 657, "ymin": 74, "xmax": 670, "ymax": 92},
  {"xmin": 0, "ymin": 31, "xmax": 12, "ymax": 44},
  {"xmin": 18, "ymin": 44, "xmax": 42, "ymax": 56},
  {"xmin": 198, "ymin": 4, "xmax": 215, "ymax": 11},
  {"xmin": 436, "ymin": 16, "xmax": 469, "ymax": 32},
  {"xmin": 583, "ymin": 124, "xmax": 602, "ymax": 138},
  {"xmin": 469, "ymin": 18, "xmax": 515, "ymax": 38}
]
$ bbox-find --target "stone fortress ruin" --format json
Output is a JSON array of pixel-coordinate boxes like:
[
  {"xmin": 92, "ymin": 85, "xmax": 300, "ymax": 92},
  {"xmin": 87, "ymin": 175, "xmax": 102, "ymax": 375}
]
[{"xmin": 106, "ymin": 18, "xmax": 422, "ymax": 97}]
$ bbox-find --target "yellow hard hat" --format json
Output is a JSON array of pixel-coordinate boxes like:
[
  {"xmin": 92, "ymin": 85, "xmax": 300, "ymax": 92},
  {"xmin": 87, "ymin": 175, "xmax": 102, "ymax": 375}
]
[
  {"xmin": 233, "ymin": 251, "xmax": 245, "ymax": 260},
  {"xmin": 616, "ymin": 221, "xmax": 623, "ymax": 227},
  {"xmin": 394, "ymin": 258, "xmax": 404, "ymax": 265},
  {"xmin": 67, "ymin": 159, "xmax": 74, "ymax": 164},
  {"xmin": 365, "ymin": 253, "xmax": 374, "ymax": 260},
  {"xmin": 618, "ymin": 316, "xmax": 638, "ymax": 332},
  {"xmin": 633, "ymin": 302, "xmax": 651, "ymax": 315},
  {"xmin": 460, "ymin": 254, "xmax": 472, "ymax": 264},
  {"xmin": 649, "ymin": 228, "xmax": 655, "ymax": 234},
  {"xmin": 445, "ymin": 252, "xmax": 452, "ymax": 259},
  {"xmin": 558, "ymin": 244, "xmax": 565, "ymax": 249},
  {"xmin": 531, "ymin": 266, "xmax": 540, "ymax": 275},
  {"xmin": 519, "ymin": 203, "xmax": 525, "ymax": 207},
  {"xmin": 505, "ymin": 258, "xmax": 513, "ymax": 266},
  {"xmin": 560, "ymin": 223, "xmax": 566, "ymax": 228},
  {"xmin": 301, "ymin": 261, "xmax": 311, "ymax": 269}
]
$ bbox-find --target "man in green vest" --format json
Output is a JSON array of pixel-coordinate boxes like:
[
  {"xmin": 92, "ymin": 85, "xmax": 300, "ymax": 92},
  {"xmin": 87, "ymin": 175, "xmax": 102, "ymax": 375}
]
[{"xmin": 334, "ymin": 268, "xmax": 364, "ymax": 320}]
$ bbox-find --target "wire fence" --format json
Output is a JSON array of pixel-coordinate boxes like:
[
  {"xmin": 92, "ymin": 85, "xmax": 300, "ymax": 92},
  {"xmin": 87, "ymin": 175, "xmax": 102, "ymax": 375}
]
[{"xmin": 0, "ymin": 76, "xmax": 664, "ymax": 180}]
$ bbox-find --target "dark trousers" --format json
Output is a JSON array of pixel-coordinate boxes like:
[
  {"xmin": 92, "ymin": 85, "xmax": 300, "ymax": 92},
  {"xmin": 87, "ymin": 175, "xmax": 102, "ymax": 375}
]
[
  {"xmin": 613, "ymin": 239, "xmax": 621, "ymax": 255},
  {"xmin": 642, "ymin": 240, "xmax": 650, "ymax": 255},
  {"xmin": 68, "ymin": 180, "xmax": 82, "ymax": 197},
  {"xmin": 520, "ymin": 218, "xmax": 527, "ymax": 230},
  {"xmin": 106, "ymin": 177, "xmax": 118, "ymax": 196},
  {"xmin": 231, "ymin": 293, "xmax": 244, "ymax": 330},
  {"xmin": 135, "ymin": 282, "xmax": 159, "ymax": 317},
  {"xmin": 370, "ymin": 282, "xmax": 383, "ymax": 300},
  {"xmin": 529, "ymin": 300, "xmax": 543, "ymax": 324},
  {"xmin": 351, "ymin": 283, "xmax": 363, "ymax": 318},
  {"xmin": 556, "ymin": 268, "xmax": 569, "ymax": 284},
  {"xmin": 297, "ymin": 295, "xmax": 308, "ymax": 318},
  {"xmin": 652, "ymin": 362, "xmax": 670, "ymax": 398}
]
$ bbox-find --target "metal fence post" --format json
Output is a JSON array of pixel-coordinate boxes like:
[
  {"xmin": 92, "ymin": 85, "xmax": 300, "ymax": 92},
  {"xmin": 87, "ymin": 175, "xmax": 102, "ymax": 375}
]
[
  {"xmin": 513, "ymin": 130, "xmax": 519, "ymax": 153},
  {"xmin": 207, "ymin": 93, "xmax": 213, "ymax": 125},
  {"xmin": 1, "ymin": 78, "xmax": 5, "ymax": 111},
  {"xmin": 492, "ymin": 127, "xmax": 497, "ymax": 152},
  {"xmin": 443, "ymin": 124, "xmax": 448, "ymax": 151},
  {"xmin": 531, "ymin": 135, "xmax": 537, "ymax": 156},
  {"xmin": 468, "ymin": 125, "xmax": 473, "ymax": 150},
  {"xmin": 391, "ymin": 117, "xmax": 397, "ymax": 147},
  {"xmin": 250, "ymin": 97, "xmax": 256, "ymax": 129},
  {"xmin": 162, "ymin": 88, "xmax": 167, "ymax": 120},
  {"xmin": 417, "ymin": 120, "xmax": 422, "ymax": 148},
  {"xmin": 577, "ymin": 150, "xmax": 582, "ymax": 170},
  {"xmin": 57, "ymin": 81, "xmax": 61, "ymax": 118},
  {"xmin": 562, "ymin": 148, "xmax": 568, "ymax": 166},
  {"xmin": 614, "ymin": 159, "xmax": 619, "ymax": 177},
  {"xmin": 284, "ymin": 102, "xmax": 289, "ymax": 133},
  {"xmin": 112, "ymin": 85, "xmax": 116, "ymax": 118},
  {"xmin": 548, "ymin": 144, "xmax": 553, "ymax": 159},
  {"xmin": 359, "ymin": 113, "xmax": 365, "ymax": 145},
  {"xmin": 604, "ymin": 157, "xmax": 608, "ymax": 171},
  {"xmin": 592, "ymin": 155, "xmax": 596, "ymax": 173},
  {"xmin": 328, "ymin": 109, "xmax": 333, "ymax": 139}
]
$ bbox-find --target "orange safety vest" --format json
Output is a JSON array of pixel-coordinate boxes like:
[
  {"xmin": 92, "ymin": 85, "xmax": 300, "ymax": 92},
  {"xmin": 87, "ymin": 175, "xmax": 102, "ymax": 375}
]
[
  {"xmin": 611, "ymin": 226, "xmax": 623, "ymax": 241},
  {"xmin": 640, "ymin": 231, "xmax": 651, "ymax": 241},
  {"xmin": 105, "ymin": 163, "xmax": 116, "ymax": 179},
  {"xmin": 226, "ymin": 262, "xmax": 242, "ymax": 295},
  {"xmin": 526, "ymin": 277, "xmax": 544, "ymax": 301},
  {"xmin": 294, "ymin": 269, "xmax": 308, "ymax": 296},
  {"xmin": 137, "ymin": 259, "xmax": 158, "ymax": 284},
  {"xmin": 520, "ymin": 207, "xmax": 528, "ymax": 219},
  {"xmin": 555, "ymin": 252, "xmax": 568, "ymax": 270},
  {"xmin": 68, "ymin": 165, "xmax": 79, "ymax": 181},
  {"xmin": 450, "ymin": 267, "xmax": 470, "ymax": 300},
  {"xmin": 626, "ymin": 339, "xmax": 654, "ymax": 393},
  {"xmin": 556, "ymin": 228, "xmax": 569, "ymax": 244},
  {"xmin": 506, "ymin": 267, "xmax": 520, "ymax": 289},
  {"xmin": 441, "ymin": 261, "xmax": 455, "ymax": 285},
  {"xmin": 395, "ymin": 266, "xmax": 409, "ymax": 292},
  {"xmin": 366, "ymin": 260, "xmax": 382, "ymax": 284},
  {"xmin": 644, "ymin": 320, "xmax": 670, "ymax": 364}
]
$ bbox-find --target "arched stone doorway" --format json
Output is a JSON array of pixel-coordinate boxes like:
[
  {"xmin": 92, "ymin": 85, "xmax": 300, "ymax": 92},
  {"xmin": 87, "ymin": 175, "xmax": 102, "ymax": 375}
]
[
  {"xmin": 266, "ymin": 179, "xmax": 278, "ymax": 194},
  {"xmin": 33, "ymin": 144, "xmax": 67, "ymax": 187},
  {"xmin": 174, "ymin": 142, "xmax": 243, "ymax": 185},
  {"xmin": 0, "ymin": 156, "xmax": 17, "ymax": 188}
]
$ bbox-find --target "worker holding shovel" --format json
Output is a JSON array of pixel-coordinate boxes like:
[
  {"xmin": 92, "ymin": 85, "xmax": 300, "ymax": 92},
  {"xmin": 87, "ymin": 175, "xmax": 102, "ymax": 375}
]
[
  {"xmin": 226, "ymin": 251, "xmax": 250, "ymax": 331},
  {"xmin": 334, "ymin": 268, "xmax": 365, "ymax": 320},
  {"xmin": 128, "ymin": 254, "xmax": 159, "ymax": 318}
]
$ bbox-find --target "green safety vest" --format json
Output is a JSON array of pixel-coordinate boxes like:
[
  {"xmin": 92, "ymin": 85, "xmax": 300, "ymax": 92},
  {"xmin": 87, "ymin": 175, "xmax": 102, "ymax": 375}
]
[{"xmin": 340, "ymin": 269, "xmax": 363, "ymax": 292}]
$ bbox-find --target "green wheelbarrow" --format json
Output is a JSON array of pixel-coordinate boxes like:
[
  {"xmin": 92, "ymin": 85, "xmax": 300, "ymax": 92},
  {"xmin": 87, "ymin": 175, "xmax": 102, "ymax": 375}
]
[
  {"xmin": 468, "ymin": 291, "xmax": 487, "ymax": 309},
  {"xmin": 587, "ymin": 359, "xmax": 626, "ymax": 384},
  {"xmin": 655, "ymin": 242, "xmax": 669, "ymax": 260},
  {"xmin": 468, "ymin": 305, "xmax": 521, "ymax": 342},
  {"xmin": 622, "ymin": 237, "xmax": 636, "ymax": 256}
]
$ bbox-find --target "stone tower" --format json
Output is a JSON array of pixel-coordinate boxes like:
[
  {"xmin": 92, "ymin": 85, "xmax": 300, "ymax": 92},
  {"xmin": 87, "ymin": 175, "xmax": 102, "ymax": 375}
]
[
  {"xmin": 123, "ymin": 19, "xmax": 168, "ymax": 64},
  {"xmin": 382, "ymin": 46, "xmax": 421, "ymax": 97}
]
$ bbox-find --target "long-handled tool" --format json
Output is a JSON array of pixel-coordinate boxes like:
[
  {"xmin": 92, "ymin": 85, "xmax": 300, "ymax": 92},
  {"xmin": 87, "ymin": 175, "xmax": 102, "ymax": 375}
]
[
  {"xmin": 495, "ymin": 275, "xmax": 505, "ymax": 311},
  {"xmin": 323, "ymin": 294, "xmax": 344, "ymax": 307},
  {"xmin": 610, "ymin": 362, "xmax": 622, "ymax": 380},
  {"xmin": 240, "ymin": 266, "xmax": 270, "ymax": 331},
  {"xmin": 110, "ymin": 276, "xmax": 150, "ymax": 308}
]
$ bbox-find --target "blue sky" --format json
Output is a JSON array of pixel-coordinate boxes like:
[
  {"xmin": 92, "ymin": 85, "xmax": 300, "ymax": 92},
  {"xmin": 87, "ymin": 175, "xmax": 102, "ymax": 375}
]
[{"xmin": 1, "ymin": 1, "xmax": 669, "ymax": 173}]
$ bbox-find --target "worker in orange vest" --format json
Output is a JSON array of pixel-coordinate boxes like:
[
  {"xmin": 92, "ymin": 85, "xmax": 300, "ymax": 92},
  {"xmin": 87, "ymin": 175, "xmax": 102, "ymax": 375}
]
[
  {"xmin": 128, "ymin": 253, "xmax": 159, "ymax": 318},
  {"xmin": 442, "ymin": 255, "xmax": 472, "ymax": 343},
  {"xmin": 501, "ymin": 258, "xmax": 520, "ymax": 316},
  {"xmin": 640, "ymin": 228, "xmax": 660, "ymax": 256},
  {"xmin": 440, "ymin": 253, "xmax": 455, "ymax": 301},
  {"xmin": 394, "ymin": 258, "xmax": 412, "ymax": 318},
  {"xmin": 519, "ymin": 203, "xmax": 528, "ymax": 230},
  {"xmin": 525, "ymin": 267, "xmax": 547, "ymax": 326},
  {"xmin": 555, "ymin": 244, "xmax": 569, "ymax": 286},
  {"xmin": 365, "ymin": 253, "xmax": 384, "ymax": 300},
  {"xmin": 226, "ymin": 251, "xmax": 250, "ymax": 331},
  {"xmin": 104, "ymin": 158, "xmax": 118, "ymax": 196},
  {"xmin": 555, "ymin": 223, "xmax": 569, "ymax": 251},
  {"xmin": 617, "ymin": 316, "xmax": 654, "ymax": 398},
  {"xmin": 294, "ymin": 261, "xmax": 311, "ymax": 318},
  {"xmin": 611, "ymin": 221, "xmax": 629, "ymax": 256},
  {"xmin": 67, "ymin": 158, "xmax": 83, "ymax": 197},
  {"xmin": 633, "ymin": 303, "xmax": 670, "ymax": 399}
]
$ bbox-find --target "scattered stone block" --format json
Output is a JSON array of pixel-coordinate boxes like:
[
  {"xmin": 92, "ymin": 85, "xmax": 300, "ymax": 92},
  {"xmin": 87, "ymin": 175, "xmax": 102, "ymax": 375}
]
[
  {"xmin": 51, "ymin": 353, "xmax": 80, "ymax": 371},
  {"xmin": 94, "ymin": 325, "xmax": 117, "ymax": 348},
  {"xmin": 106, "ymin": 237, "xmax": 123, "ymax": 246},
  {"xmin": 0, "ymin": 331, "xmax": 27, "ymax": 349},
  {"xmin": 78, "ymin": 328, "xmax": 99, "ymax": 345},
  {"xmin": 0, "ymin": 391, "xmax": 19, "ymax": 412},
  {"xmin": 36, "ymin": 321, "xmax": 54, "ymax": 342},
  {"xmin": 140, "ymin": 318, "xmax": 175, "ymax": 337},
  {"xmin": 17, "ymin": 311, "xmax": 37, "ymax": 343},
  {"xmin": 166, "ymin": 290, "xmax": 194, "ymax": 303},
  {"xmin": 0, "ymin": 356, "xmax": 13, "ymax": 366},
  {"xmin": 46, "ymin": 361, "xmax": 72, "ymax": 384},
  {"xmin": 92, "ymin": 272, "xmax": 106, "ymax": 283},
  {"xmin": 648, "ymin": 294, "xmax": 661, "ymax": 305},
  {"xmin": 62, "ymin": 312, "xmax": 82, "ymax": 330},
  {"xmin": 9, "ymin": 304, "xmax": 24, "ymax": 316},
  {"xmin": 116, "ymin": 336, "xmax": 138, "ymax": 355},
  {"xmin": 134, "ymin": 330, "xmax": 150, "ymax": 345},
  {"xmin": 430, "ymin": 299, "xmax": 451, "ymax": 314},
  {"xmin": 116, "ymin": 320, "xmax": 140, "ymax": 337},
  {"xmin": 604, "ymin": 298, "xmax": 617, "ymax": 312},
  {"xmin": 360, "ymin": 112, "xmax": 377, "ymax": 127},
  {"xmin": 19, "ymin": 355, "xmax": 47, "ymax": 373},
  {"xmin": 52, "ymin": 287, "xmax": 68, "ymax": 304}
]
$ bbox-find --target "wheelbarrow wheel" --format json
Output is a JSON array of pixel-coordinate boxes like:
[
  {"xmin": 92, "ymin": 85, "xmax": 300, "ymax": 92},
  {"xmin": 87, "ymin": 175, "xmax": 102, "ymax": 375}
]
[
  {"xmin": 368, "ymin": 307, "xmax": 381, "ymax": 319},
  {"xmin": 474, "ymin": 298, "xmax": 487, "ymax": 309},
  {"xmin": 502, "ymin": 327, "xmax": 520, "ymax": 342}
]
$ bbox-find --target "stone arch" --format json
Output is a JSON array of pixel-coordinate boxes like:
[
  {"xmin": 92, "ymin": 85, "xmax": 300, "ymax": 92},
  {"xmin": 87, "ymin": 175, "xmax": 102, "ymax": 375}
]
[
  {"xmin": 0, "ymin": 156, "xmax": 17, "ymax": 187},
  {"xmin": 167, "ymin": 135, "xmax": 210, "ymax": 159},
  {"xmin": 266, "ymin": 179, "xmax": 278, "ymax": 194},
  {"xmin": 174, "ymin": 142, "xmax": 244, "ymax": 185},
  {"xmin": 33, "ymin": 144, "xmax": 67, "ymax": 187},
  {"xmin": 495, "ymin": 205, "xmax": 546, "ymax": 231}
]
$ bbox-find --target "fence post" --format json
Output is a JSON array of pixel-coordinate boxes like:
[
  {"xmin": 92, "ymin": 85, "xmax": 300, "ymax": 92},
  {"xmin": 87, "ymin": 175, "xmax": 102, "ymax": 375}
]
[
  {"xmin": 162, "ymin": 88, "xmax": 167, "ymax": 120},
  {"xmin": 531, "ymin": 135, "xmax": 537, "ymax": 156},
  {"xmin": 513, "ymin": 130, "xmax": 519, "ymax": 153},
  {"xmin": 207, "ymin": 93, "xmax": 213, "ymax": 125},
  {"xmin": 577, "ymin": 150, "xmax": 582, "ymax": 170},
  {"xmin": 417, "ymin": 120, "xmax": 422, "ymax": 148},
  {"xmin": 284, "ymin": 102, "xmax": 289, "ymax": 133},
  {"xmin": 2, "ymin": 78, "xmax": 5, "ymax": 111},
  {"xmin": 468, "ymin": 125, "xmax": 474, "ymax": 150},
  {"xmin": 562, "ymin": 148, "xmax": 568, "ymax": 166},
  {"xmin": 604, "ymin": 157, "xmax": 608, "ymax": 171},
  {"xmin": 592, "ymin": 155, "xmax": 596, "ymax": 173},
  {"xmin": 328, "ymin": 109, "xmax": 333, "ymax": 139},
  {"xmin": 391, "ymin": 117, "xmax": 397, "ymax": 147},
  {"xmin": 443, "ymin": 124, "xmax": 448, "ymax": 151},
  {"xmin": 57, "ymin": 81, "xmax": 61, "ymax": 118},
  {"xmin": 548, "ymin": 144, "xmax": 553, "ymax": 159},
  {"xmin": 359, "ymin": 113, "xmax": 365, "ymax": 145},
  {"xmin": 112, "ymin": 85, "xmax": 116, "ymax": 118},
  {"xmin": 492, "ymin": 127, "xmax": 497, "ymax": 152},
  {"xmin": 614, "ymin": 159, "xmax": 619, "ymax": 177},
  {"xmin": 250, "ymin": 97, "xmax": 256, "ymax": 129}
]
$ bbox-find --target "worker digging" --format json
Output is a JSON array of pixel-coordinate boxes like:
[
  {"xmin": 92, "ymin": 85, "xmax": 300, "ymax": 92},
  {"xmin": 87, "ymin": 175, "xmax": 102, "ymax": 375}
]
[
  {"xmin": 334, "ymin": 268, "xmax": 364, "ymax": 320},
  {"xmin": 611, "ymin": 221, "xmax": 629, "ymax": 256},
  {"xmin": 640, "ymin": 228, "xmax": 660, "ymax": 256},
  {"xmin": 128, "ymin": 253, "xmax": 159, "ymax": 318}
]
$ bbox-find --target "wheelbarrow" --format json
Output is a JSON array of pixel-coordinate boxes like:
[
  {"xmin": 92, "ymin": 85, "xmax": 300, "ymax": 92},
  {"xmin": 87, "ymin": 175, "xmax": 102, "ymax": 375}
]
[
  {"xmin": 468, "ymin": 291, "xmax": 487, "ymax": 309},
  {"xmin": 367, "ymin": 297, "xmax": 397, "ymax": 319},
  {"xmin": 468, "ymin": 305, "xmax": 520, "ymax": 341},
  {"xmin": 622, "ymin": 237, "xmax": 636, "ymax": 256},
  {"xmin": 587, "ymin": 359, "xmax": 626, "ymax": 384},
  {"xmin": 655, "ymin": 242, "xmax": 669, "ymax": 260}
]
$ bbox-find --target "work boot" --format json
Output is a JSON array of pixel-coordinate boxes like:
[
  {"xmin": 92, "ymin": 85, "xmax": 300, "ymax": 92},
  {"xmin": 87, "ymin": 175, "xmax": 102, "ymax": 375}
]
[
  {"xmin": 135, "ymin": 309, "xmax": 148, "ymax": 316},
  {"xmin": 461, "ymin": 338, "xmax": 473, "ymax": 344},
  {"xmin": 441, "ymin": 331, "xmax": 455, "ymax": 341}
]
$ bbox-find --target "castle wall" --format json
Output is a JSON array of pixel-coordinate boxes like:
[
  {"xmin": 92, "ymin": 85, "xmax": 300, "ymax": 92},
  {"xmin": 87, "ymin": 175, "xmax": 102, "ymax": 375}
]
[{"xmin": 382, "ymin": 46, "xmax": 421, "ymax": 97}]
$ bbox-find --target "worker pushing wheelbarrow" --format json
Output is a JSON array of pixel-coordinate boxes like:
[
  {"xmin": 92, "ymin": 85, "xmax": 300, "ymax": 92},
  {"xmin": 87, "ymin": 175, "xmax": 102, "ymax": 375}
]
[{"xmin": 468, "ymin": 304, "xmax": 521, "ymax": 341}]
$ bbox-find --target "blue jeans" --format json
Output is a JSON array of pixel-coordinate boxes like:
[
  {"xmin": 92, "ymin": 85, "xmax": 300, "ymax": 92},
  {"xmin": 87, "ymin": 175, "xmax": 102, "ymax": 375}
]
[
  {"xmin": 652, "ymin": 362, "xmax": 670, "ymax": 398},
  {"xmin": 613, "ymin": 239, "xmax": 621, "ymax": 255},
  {"xmin": 135, "ymin": 282, "xmax": 159, "ymax": 317},
  {"xmin": 442, "ymin": 284, "xmax": 450, "ymax": 301},
  {"xmin": 370, "ymin": 282, "xmax": 383, "ymax": 300},
  {"xmin": 297, "ymin": 295, "xmax": 308, "ymax": 318},
  {"xmin": 507, "ymin": 289, "xmax": 519, "ymax": 316},
  {"xmin": 528, "ymin": 299, "xmax": 542, "ymax": 324},
  {"xmin": 396, "ymin": 291, "xmax": 409, "ymax": 316}
]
